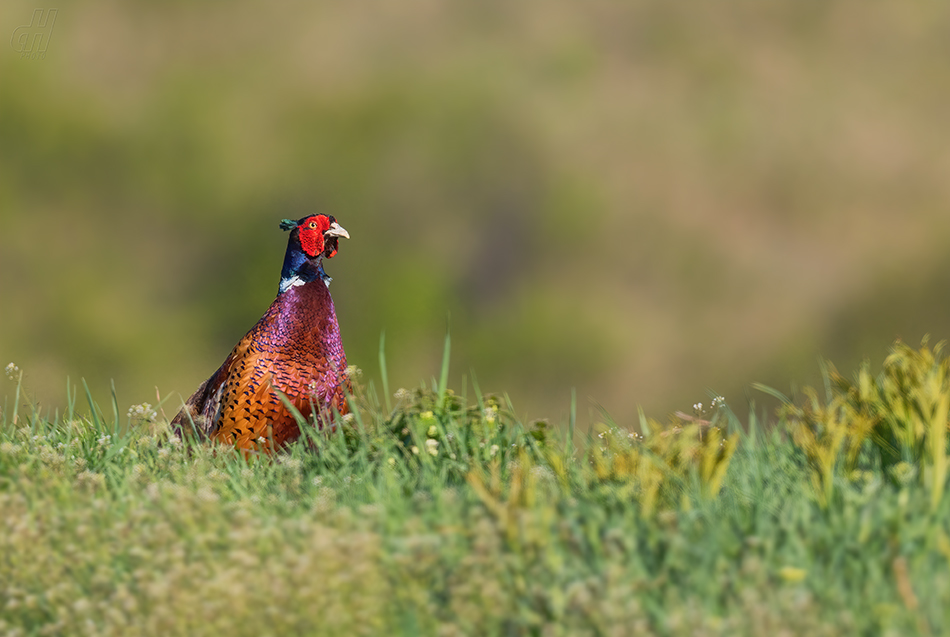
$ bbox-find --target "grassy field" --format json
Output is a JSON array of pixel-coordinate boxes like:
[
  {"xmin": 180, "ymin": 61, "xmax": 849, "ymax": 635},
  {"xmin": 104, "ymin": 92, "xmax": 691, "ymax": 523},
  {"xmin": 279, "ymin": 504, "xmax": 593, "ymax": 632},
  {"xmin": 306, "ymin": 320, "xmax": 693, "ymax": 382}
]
[{"xmin": 2, "ymin": 338, "xmax": 950, "ymax": 636}]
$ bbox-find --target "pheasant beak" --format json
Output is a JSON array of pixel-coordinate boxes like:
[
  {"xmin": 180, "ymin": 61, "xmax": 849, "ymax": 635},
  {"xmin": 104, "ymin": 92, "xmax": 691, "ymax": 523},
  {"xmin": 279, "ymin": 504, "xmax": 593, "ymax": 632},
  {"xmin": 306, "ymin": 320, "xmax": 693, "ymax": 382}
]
[
  {"xmin": 322, "ymin": 221, "xmax": 349, "ymax": 259},
  {"xmin": 325, "ymin": 222, "xmax": 350, "ymax": 240}
]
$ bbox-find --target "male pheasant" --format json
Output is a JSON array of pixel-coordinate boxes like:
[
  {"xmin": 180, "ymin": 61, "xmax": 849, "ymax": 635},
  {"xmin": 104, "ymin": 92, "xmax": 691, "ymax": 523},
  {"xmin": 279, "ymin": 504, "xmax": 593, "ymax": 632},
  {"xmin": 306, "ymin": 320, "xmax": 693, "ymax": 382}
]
[{"xmin": 171, "ymin": 214, "xmax": 351, "ymax": 451}]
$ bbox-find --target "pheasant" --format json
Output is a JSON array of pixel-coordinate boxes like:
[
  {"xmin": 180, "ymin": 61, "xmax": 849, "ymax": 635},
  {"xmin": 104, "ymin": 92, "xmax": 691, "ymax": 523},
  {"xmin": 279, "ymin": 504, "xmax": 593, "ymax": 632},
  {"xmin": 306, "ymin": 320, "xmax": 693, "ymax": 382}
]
[{"xmin": 171, "ymin": 214, "xmax": 351, "ymax": 451}]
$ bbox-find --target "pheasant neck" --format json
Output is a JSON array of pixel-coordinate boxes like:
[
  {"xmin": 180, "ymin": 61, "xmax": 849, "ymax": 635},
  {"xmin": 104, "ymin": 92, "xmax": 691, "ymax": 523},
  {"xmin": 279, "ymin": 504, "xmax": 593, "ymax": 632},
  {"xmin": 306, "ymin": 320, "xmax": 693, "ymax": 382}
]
[{"xmin": 279, "ymin": 251, "xmax": 331, "ymax": 294}]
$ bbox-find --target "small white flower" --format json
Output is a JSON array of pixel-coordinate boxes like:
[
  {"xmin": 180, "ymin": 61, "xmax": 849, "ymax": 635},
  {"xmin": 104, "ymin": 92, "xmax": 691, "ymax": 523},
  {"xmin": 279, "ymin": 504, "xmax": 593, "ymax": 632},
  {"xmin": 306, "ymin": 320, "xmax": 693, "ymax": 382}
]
[
  {"xmin": 127, "ymin": 403, "xmax": 157, "ymax": 421},
  {"xmin": 411, "ymin": 445, "xmax": 420, "ymax": 455},
  {"xmin": 530, "ymin": 465, "xmax": 555, "ymax": 481},
  {"xmin": 394, "ymin": 388, "xmax": 411, "ymax": 402},
  {"xmin": 489, "ymin": 444, "xmax": 499, "ymax": 457},
  {"xmin": 425, "ymin": 438, "xmax": 439, "ymax": 456},
  {"xmin": 483, "ymin": 407, "xmax": 498, "ymax": 424},
  {"xmin": 4, "ymin": 363, "xmax": 19, "ymax": 381}
]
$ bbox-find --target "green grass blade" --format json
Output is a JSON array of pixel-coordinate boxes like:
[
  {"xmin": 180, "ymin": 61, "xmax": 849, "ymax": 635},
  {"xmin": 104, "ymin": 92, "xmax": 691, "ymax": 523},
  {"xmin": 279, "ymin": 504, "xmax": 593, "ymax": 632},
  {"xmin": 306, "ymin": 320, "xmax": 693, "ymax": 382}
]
[
  {"xmin": 274, "ymin": 388, "xmax": 309, "ymax": 432},
  {"xmin": 379, "ymin": 331, "xmax": 392, "ymax": 414},
  {"xmin": 110, "ymin": 379, "xmax": 120, "ymax": 435},
  {"xmin": 438, "ymin": 328, "xmax": 451, "ymax": 406},
  {"xmin": 746, "ymin": 400, "xmax": 758, "ymax": 448},
  {"xmin": 567, "ymin": 387, "xmax": 577, "ymax": 456},
  {"xmin": 82, "ymin": 378, "xmax": 103, "ymax": 430},
  {"xmin": 66, "ymin": 376, "xmax": 76, "ymax": 423},
  {"xmin": 752, "ymin": 382, "xmax": 792, "ymax": 406},
  {"xmin": 638, "ymin": 406, "xmax": 651, "ymax": 438},
  {"xmin": 11, "ymin": 368, "xmax": 23, "ymax": 426}
]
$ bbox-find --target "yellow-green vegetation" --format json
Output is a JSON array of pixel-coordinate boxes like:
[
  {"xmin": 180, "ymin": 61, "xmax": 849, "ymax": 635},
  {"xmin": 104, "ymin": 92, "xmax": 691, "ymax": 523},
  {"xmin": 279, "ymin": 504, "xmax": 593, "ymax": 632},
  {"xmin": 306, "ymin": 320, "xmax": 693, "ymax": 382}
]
[{"xmin": 2, "ymin": 339, "xmax": 950, "ymax": 635}]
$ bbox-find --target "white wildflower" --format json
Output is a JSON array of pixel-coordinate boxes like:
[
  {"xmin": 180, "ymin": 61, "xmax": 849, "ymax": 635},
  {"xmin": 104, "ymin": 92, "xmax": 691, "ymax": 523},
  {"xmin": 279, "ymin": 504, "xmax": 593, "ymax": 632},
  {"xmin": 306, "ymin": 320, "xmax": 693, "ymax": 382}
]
[
  {"xmin": 530, "ymin": 465, "xmax": 555, "ymax": 482},
  {"xmin": 425, "ymin": 438, "xmax": 439, "ymax": 456},
  {"xmin": 127, "ymin": 403, "xmax": 157, "ymax": 421},
  {"xmin": 4, "ymin": 362, "xmax": 19, "ymax": 381},
  {"xmin": 281, "ymin": 457, "xmax": 302, "ymax": 471},
  {"xmin": 490, "ymin": 444, "xmax": 499, "ymax": 457}
]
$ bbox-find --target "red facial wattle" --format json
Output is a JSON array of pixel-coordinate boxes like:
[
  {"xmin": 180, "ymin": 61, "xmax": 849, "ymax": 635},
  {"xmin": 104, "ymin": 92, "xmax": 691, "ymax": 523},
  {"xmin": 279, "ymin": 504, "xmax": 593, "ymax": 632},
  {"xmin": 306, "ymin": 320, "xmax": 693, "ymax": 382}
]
[{"xmin": 298, "ymin": 215, "xmax": 331, "ymax": 258}]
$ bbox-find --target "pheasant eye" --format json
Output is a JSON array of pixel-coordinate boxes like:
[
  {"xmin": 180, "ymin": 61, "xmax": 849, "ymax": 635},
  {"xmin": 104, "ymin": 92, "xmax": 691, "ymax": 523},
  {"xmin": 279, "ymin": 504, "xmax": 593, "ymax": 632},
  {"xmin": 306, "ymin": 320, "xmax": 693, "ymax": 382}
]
[{"xmin": 309, "ymin": 221, "xmax": 318, "ymax": 229}]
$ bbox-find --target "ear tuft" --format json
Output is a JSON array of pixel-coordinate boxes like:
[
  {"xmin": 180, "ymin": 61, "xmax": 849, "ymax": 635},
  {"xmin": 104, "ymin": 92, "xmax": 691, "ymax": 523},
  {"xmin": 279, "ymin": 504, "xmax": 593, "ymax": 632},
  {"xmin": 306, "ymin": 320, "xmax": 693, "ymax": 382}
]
[{"xmin": 279, "ymin": 219, "xmax": 298, "ymax": 231}]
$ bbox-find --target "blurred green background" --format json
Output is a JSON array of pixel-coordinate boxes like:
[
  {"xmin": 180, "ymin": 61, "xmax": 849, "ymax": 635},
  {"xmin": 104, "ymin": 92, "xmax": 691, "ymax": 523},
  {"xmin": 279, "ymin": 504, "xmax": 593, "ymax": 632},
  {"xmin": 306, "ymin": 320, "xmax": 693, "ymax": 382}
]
[{"xmin": 3, "ymin": 1, "xmax": 950, "ymax": 426}]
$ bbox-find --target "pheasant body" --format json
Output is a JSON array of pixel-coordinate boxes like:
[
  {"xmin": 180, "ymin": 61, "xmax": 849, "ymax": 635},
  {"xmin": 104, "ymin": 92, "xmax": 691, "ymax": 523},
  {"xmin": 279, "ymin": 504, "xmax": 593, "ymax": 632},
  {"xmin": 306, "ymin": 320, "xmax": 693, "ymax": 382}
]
[{"xmin": 172, "ymin": 214, "xmax": 350, "ymax": 450}]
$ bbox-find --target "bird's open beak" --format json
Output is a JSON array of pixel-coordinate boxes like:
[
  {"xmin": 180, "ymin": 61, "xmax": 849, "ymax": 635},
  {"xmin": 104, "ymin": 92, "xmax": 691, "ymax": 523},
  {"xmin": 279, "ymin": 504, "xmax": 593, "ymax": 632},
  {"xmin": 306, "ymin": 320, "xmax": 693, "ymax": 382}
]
[{"xmin": 325, "ymin": 222, "xmax": 350, "ymax": 239}]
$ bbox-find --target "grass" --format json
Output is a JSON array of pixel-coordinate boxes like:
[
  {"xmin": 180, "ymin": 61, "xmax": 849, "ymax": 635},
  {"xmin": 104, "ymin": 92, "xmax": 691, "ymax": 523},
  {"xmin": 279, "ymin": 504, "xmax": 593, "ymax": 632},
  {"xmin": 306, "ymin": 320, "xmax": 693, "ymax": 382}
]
[{"xmin": 1, "ymin": 338, "xmax": 950, "ymax": 636}]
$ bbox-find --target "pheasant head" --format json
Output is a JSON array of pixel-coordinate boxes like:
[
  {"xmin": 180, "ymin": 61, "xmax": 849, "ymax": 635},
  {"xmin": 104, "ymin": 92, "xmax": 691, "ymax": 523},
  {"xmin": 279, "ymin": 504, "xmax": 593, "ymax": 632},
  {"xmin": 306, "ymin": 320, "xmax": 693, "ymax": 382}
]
[{"xmin": 278, "ymin": 214, "xmax": 350, "ymax": 293}]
